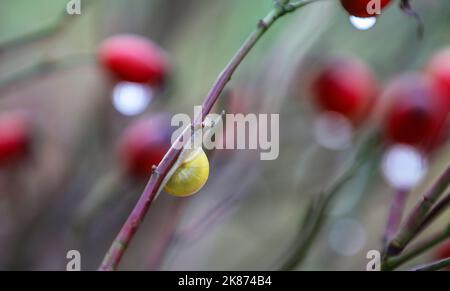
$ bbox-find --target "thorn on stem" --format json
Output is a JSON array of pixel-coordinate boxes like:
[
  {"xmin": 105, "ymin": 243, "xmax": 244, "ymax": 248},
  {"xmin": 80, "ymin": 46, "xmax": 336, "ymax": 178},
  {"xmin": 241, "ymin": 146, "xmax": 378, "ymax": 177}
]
[
  {"xmin": 258, "ymin": 20, "xmax": 269, "ymax": 30},
  {"xmin": 151, "ymin": 165, "xmax": 160, "ymax": 176}
]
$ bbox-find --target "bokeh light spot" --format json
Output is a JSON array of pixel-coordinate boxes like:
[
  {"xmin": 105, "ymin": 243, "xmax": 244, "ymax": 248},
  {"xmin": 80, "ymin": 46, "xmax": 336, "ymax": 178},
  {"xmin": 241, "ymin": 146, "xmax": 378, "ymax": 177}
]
[
  {"xmin": 381, "ymin": 144, "xmax": 428, "ymax": 189},
  {"xmin": 112, "ymin": 82, "xmax": 153, "ymax": 116},
  {"xmin": 349, "ymin": 16, "xmax": 377, "ymax": 30},
  {"xmin": 313, "ymin": 111, "xmax": 354, "ymax": 150},
  {"xmin": 328, "ymin": 218, "xmax": 366, "ymax": 256}
]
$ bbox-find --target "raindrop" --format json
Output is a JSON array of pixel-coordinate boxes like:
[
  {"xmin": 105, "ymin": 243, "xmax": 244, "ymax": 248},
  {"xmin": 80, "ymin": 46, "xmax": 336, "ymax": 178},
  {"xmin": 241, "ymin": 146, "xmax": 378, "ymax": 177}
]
[
  {"xmin": 112, "ymin": 82, "xmax": 153, "ymax": 116},
  {"xmin": 349, "ymin": 16, "xmax": 377, "ymax": 30},
  {"xmin": 381, "ymin": 144, "xmax": 428, "ymax": 189},
  {"xmin": 313, "ymin": 111, "xmax": 354, "ymax": 151}
]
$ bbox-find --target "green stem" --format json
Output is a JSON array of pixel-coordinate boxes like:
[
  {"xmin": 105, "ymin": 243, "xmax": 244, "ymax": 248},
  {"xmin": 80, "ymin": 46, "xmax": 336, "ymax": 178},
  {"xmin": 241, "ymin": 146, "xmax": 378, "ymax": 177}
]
[
  {"xmin": 386, "ymin": 165, "xmax": 450, "ymax": 256},
  {"xmin": 0, "ymin": 54, "xmax": 94, "ymax": 92},
  {"xmin": 0, "ymin": 1, "xmax": 92, "ymax": 53},
  {"xmin": 280, "ymin": 132, "xmax": 380, "ymax": 270},
  {"xmin": 383, "ymin": 223, "xmax": 450, "ymax": 271},
  {"xmin": 409, "ymin": 257, "xmax": 450, "ymax": 271}
]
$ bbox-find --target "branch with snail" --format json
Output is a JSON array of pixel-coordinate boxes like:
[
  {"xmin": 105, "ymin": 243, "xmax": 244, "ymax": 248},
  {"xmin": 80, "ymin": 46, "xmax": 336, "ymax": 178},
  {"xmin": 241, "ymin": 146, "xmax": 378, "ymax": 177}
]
[{"xmin": 98, "ymin": 0, "xmax": 320, "ymax": 271}]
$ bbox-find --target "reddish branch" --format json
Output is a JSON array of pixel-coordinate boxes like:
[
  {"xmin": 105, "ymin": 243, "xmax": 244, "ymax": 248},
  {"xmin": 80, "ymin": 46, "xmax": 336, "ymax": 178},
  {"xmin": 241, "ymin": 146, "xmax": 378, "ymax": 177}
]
[
  {"xmin": 98, "ymin": 0, "xmax": 316, "ymax": 271},
  {"xmin": 383, "ymin": 189, "xmax": 409, "ymax": 245}
]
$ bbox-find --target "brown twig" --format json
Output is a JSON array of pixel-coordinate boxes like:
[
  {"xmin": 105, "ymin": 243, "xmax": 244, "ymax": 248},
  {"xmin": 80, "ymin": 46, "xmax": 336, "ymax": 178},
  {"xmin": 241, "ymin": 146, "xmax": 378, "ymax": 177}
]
[
  {"xmin": 418, "ymin": 191, "xmax": 450, "ymax": 233},
  {"xmin": 383, "ymin": 189, "xmax": 409, "ymax": 245},
  {"xmin": 386, "ymin": 165, "xmax": 450, "ymax": 256},
  {"xmin": 383, "ymin": 223, "xmax": 450, "ymax": 271},
  {"xmin": 98, "ymin": 0, "xmax": 318, "ymax": 271}
]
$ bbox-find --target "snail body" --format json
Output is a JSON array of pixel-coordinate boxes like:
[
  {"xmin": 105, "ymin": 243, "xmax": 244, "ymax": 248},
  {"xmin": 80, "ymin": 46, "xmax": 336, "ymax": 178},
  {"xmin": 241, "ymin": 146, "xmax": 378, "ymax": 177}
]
[{"xmin": 164, "ymin": 148, "xmax": 209, "ymax": 197}]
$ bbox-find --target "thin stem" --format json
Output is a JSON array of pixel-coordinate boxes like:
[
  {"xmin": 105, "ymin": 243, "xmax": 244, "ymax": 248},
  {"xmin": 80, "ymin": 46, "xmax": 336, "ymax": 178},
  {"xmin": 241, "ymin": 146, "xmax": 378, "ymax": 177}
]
[
  {"xmin": 0, "ymin": 54, "xmax": 94, "ymax": 92},
  {"xmin": 418, "ymin": 191, "xmax": 450, "ymax": 233},
  {"xmin": 0, "ymin": 1, "xmax": 91, "ymax": 53},
  {"xmin": 409, "ymin": 257, "xmax": 450, "ymax": 271},
  {"xmin": 383, "ymin": 189, "xmax": 409, "ymax": 245},
  {"xmin": 280, "ymin": 132, "xmax": 380, "ymax": 270},
  {"xmin": 72, "ymin": 170, "xmax": 122, "ymax": 234},
  {"xmin": 145, "ymin": 199, "xmax": 187, "ymax": 270},
  {"xmin": 98, "ymin": 0, "xmax": 317, "ymax": 271},
  {"xmin": 386, "ymin": 165, "xmax": 450, "ymax": 256},
  {"xmin": 383, "ymin": 223, "xmax": 450, "ymax": 271}
]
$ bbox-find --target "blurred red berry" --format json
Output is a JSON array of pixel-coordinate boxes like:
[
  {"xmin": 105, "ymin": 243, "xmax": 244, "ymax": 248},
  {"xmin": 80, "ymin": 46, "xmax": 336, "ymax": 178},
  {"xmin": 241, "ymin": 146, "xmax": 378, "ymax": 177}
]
[
  {"xmin": 426, "ymin": 48, "xmax": 450, "ymax": 111},
  {"xmin": 435, "ymin": 241, "xmax": 450, "ymax": 270},
  {"xmin": 99, "ymin": 34, "xmax": 168, "ymax": 85},
  {"xmin": 383, "ymin": 73, "xmax": 448, "ymax": 148},
  {"xmin": 310, "ymin": 57, "xmax": 378, "ymax": 122},
  {"xmin": 0, "ymin": 112, "xmax": 32, "ymax": 167},
  {"xmin": 118, "ymin": 114, "xmax": 172, "ymax": 178},
  {"xmin": 340, "ymin": 0, "xmax": 391, "ymax": 18}
]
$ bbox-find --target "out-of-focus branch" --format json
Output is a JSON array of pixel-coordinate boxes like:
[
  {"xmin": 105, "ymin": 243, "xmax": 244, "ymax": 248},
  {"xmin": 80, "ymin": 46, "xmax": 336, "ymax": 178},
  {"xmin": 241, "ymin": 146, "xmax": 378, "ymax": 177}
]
[
  {"xmin": 418, "ymin": 191, "xmax": 450, "ymax": 233},
  {"xmin": 409, "ymin": 257, "xmax": 450, "ymax": 271},
  {"xmin": 383, "ymin": 189, "xmax": 409, "ymax": 245},
  {"xmin": 386, "ymin": 165, "xmax": 450, "ymax": 256},
  {"xmin": 280, "ymin": 132, "xmax": 380, "ymax": 270},
  {"xmin": 0, "ymin": 53, "xmax": 94, "ymax": 92},
  {"xmin": 0, "ymin": 1, "xmax": 91, "ymax": 54}
]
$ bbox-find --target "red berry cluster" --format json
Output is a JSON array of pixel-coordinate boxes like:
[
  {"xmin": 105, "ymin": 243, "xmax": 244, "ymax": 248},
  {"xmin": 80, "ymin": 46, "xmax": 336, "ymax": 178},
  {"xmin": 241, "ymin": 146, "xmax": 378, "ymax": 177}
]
[
  {"xmin": 340, "ymin": 0, "xmax": 392, "ymax": 18},
  {"xmin": 118, "ymin": 114, "xmax": 172, "ymax": 178},
  {"xmin": 97, "ymin": 34, "xmax": 173, "ymax": 178},
  {"xmin": 309, "ymin": 49, "xmax": 450, "ymax": 152},
  {"xmin": 383, "ymin": 73, "xmax": 447, "ymax": 148},
  {"xmin": 98, "ymin": 34, "xmax": 169, "ymax": 86},
  {"xmin": 310, "ymin": 57, "xmax": 378, "ymax": 123},
  {"xmin": 0, "ymin": 112, "xmax": 32, "ymax": 167}
]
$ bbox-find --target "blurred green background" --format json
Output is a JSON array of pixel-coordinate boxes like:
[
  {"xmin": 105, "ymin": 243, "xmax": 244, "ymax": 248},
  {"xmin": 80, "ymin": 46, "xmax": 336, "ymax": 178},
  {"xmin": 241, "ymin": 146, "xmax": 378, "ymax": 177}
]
[{"xmin": 0, "ymin": 0, "xmax": 449, "ymax": 271}]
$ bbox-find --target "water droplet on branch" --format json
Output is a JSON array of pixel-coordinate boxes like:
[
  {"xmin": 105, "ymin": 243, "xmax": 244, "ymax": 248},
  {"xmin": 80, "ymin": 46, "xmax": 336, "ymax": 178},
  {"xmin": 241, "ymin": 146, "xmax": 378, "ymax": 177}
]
[{"xmin": 349, "ymin": 16, "xmax": 377, "ymax": 30}]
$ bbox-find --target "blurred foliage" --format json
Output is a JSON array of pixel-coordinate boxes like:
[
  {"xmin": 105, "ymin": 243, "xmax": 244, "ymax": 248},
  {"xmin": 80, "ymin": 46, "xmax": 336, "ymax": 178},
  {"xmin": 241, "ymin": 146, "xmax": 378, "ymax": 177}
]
[{"xmin": 0, "ymin": 0, "xmax": 449, "ymax": 271}]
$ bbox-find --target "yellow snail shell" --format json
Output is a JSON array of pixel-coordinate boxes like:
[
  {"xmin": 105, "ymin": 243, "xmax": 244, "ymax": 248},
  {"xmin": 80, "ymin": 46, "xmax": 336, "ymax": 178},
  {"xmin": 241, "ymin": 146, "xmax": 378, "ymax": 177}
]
[{"xmin": 164, "ymin": 148, "xmax": 209, "ymax": 197}]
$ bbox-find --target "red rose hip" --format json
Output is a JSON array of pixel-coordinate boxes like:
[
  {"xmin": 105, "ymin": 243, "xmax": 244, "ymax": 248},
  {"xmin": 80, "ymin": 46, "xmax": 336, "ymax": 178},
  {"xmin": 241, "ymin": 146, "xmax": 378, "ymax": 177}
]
[
  {"xmin": 118, "ymin": 114, "xmax": 172, "ymax": 178},
  {"xmin": 426, "ymin": 48, "xmax": 450, "ymax": 112},
  {"xmin": 99, "ymin": 34, "xmax": 168, "ymax": 85},
  {"xmin": 383, "ymin": 73, "xmax": 448, "ymax": 148},
  {"xmin": 0, "ymin": 112, "xmax": 32, "ymax": 167},
  {"xmin": 310, "ymin": 57, "xmax": 378, "ymax": 122},
  {"xmin": 340, "ymin": 0, "xmax": 391, "ymax": 18}
]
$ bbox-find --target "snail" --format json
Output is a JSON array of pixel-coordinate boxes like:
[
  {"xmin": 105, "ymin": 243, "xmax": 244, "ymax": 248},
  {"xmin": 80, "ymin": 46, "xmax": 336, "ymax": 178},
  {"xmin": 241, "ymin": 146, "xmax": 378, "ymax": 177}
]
[{"xmin": 164, "ymin": 147, "xmax": 209, "ymax": 197}]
